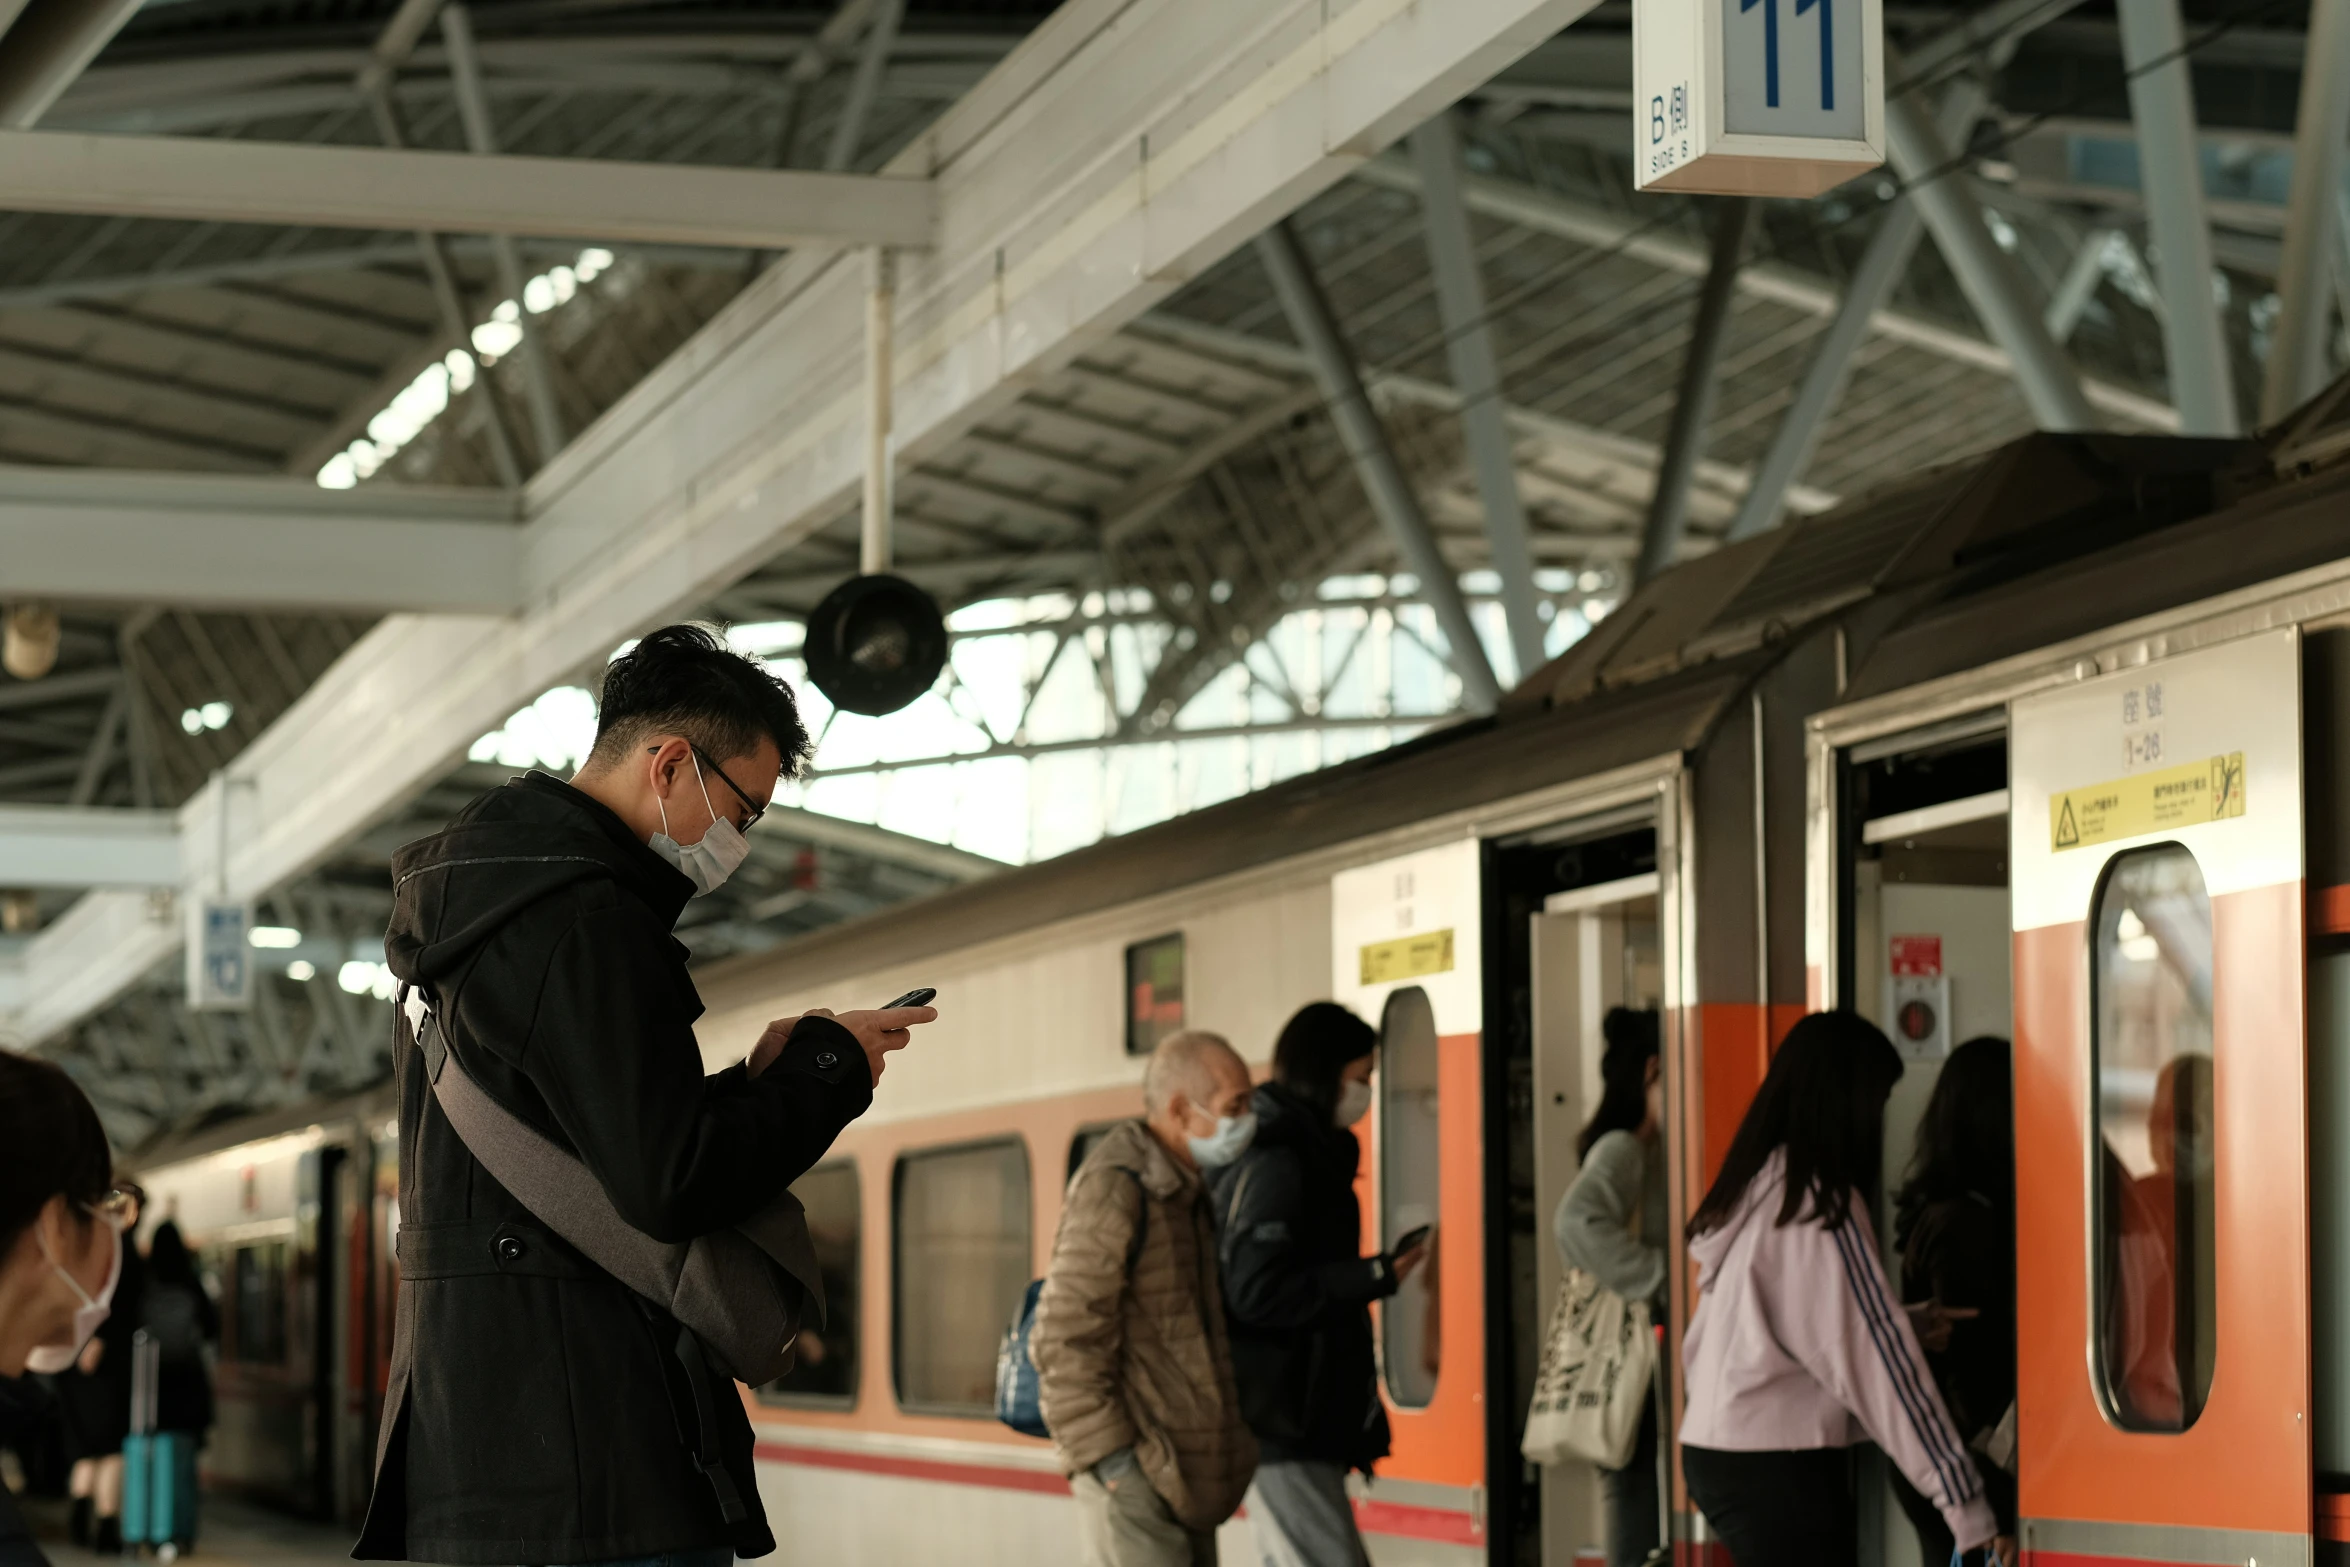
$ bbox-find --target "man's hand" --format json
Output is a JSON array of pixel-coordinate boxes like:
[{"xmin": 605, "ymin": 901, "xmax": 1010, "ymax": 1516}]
[
  {"xmin": 1391, "ymin": 1240, "xmax": 1430, "ymax": 1283},
  {"xmin": 1902, "ymin": 1298, "xmax": 1978, "ymax": 1353},
  {"xmin": 748, "ymin": 1004, "xmax": 937, "ymax": 1084}
]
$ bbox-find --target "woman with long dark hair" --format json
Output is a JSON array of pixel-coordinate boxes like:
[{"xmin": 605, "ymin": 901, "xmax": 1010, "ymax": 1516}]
[
  {"xmin": 1678, "ymin": 1012, "xmax": 2009, "ymax": 1567},
  {"xmin": 139, "ymin": 1221, "xmax": 219, "ymax": 1449},
  {"xmin": 0, "ymin": 1049, "xmax": 132, "ymax": 1567},
  {"xmin": 1550, "ymin": 1007, "xmax": 1664, "ymax": 1567},
  {"xmin": 1890, "ymin": 1038, "xmax": 2017, "ymax": 1567}
]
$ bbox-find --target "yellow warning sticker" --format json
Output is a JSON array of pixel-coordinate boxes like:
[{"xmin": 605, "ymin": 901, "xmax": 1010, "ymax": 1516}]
[
  {"xmin": 2050, "ymin": 753, "xmax": 2246, "ymax": 851},
  {"xmin": 1360, "ymin": 929, "xmax": 1455, "ymax": 985}
]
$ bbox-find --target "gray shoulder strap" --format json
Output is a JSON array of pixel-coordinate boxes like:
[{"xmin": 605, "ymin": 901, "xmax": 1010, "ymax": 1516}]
[{"xmin": 401, "ymin": 988, "xmax": 692, "ymax": 1307}]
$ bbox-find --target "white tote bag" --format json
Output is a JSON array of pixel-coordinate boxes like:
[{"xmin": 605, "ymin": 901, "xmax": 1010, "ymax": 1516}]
[{"xmin": 1519, "ymin": 1267, "xmax": 1655, "ymax": 1469}]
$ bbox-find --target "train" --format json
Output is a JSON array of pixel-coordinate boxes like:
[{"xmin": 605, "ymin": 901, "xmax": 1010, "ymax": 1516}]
[{"xmin": 127, "ymin": 400, "xmax": 2350, "ymax": 1566}]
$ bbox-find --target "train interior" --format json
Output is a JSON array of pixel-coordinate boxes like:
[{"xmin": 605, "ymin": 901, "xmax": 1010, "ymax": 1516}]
[
  {"xmin": 1484, "ymin": 818, "xmax": 1663, "ymax": 1564},
  {"xmin": 1839, "ymin": 719, "xmax": 2011, "ymax": 1567}
]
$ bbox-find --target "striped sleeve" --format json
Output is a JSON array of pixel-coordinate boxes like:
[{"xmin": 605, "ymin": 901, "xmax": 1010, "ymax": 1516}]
[{"xmin": 1774, "ymin": 1195, "xmax": 1999, "ymax": 1552}]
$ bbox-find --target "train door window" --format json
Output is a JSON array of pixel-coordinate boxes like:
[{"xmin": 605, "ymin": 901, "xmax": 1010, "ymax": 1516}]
[
  {"xmin": 893, "ymin": 1139, "xmax": 1032, "ymax": 1414},
  {"xmin": 2091, "ymin": 844, "xmax": 2216, "ymax": 1432},
  {"xmin": 760, "ymin": 1160, "xmax": 860, "ymax": 1408},
  {"xmin": 1126, "ymin": 933, "xmax": 1185, "ymax": 1056},
  {"xmin": 1379, "ymin": 985, "xmax": 1440, "ymax": 1408},
  {"xmin": 1068, "ymin": 1121, "xmax": 1130, "ymax": 1183},
  {"xmin": 229, "ymin": 1239, "xmax": 290, "ymax": 1363}
]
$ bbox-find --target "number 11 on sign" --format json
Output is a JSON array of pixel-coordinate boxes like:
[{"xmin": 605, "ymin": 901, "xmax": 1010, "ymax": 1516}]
[{"xmin": 1739, "ymin": 0, "xmax": 1833, "ymax": 110}]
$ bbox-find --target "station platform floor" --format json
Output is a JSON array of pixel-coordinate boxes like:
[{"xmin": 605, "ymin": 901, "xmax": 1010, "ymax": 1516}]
[{"xmin": 16, "ymin": 1493, "xmax": 359, "ymax": 1567}]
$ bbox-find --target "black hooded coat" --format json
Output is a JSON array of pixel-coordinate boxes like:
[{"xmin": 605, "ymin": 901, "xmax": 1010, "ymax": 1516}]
[
  {"xmin": 353, "ymin": 771, "xmax": 871, "ymax": 1565},
  {"xmin": 1205, "ymin": 1082, "xmax": 1396, "ymax": 1471}
]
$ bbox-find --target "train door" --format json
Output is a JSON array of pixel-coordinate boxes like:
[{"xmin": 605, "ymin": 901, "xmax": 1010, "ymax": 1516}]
[
  {"xmin": 2008, "ymin": 629, "xmax": 2308, "ymax": 1563},
  {"xmin": 1332, "ymin": 794, "xmax": 1679, "ymax": 1566},
  {"xmin": 1530, "ymin": 870, "xmax": 1663, "ymax": 1563},
  {"xmin": 1834, "ymin": 714, "xmax": 2012, "ymax": 1567},
  {"xmin": 297, "ymin": 1143, "xmax": 345, "ymax": 1520}
]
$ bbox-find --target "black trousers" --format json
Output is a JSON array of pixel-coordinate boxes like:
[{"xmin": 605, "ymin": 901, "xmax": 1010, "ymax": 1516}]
[
  {"xmin": 1600, "ymin": 1395, "xmax": 1661, "ymax": 1567},
  {"xmin": 1680, "ymin": 1446, "xmax": 1857, "ymax": 1567}
]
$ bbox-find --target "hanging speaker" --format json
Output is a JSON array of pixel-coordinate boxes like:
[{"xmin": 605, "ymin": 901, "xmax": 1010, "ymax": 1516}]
[{"xmin": 804, "ymin": 573, "xmax": 948, "ymax": 717}]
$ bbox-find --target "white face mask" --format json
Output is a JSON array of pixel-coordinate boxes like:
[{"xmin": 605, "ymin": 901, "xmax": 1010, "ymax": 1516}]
[
  {"xmin": 1187, "ymin": 1108, "xmax": 1257, "ymax": 1169},
  {"xmin": 26, "ymin": 1213, "xmax": 121, "ymax": 1375},
  {"xmin": 1334, "ymin": 1079, "xmax": 1373, "ymax": 1128},
  {"xmin": 648, "ymin": 751, "xmax": 751, "ymax": 898}
]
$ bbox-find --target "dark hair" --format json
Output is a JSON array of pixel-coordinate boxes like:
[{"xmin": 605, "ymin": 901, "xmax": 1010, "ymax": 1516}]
[
  {"xmin": 1688, "ymin": 1011, "xmax": 1904, "ymax": 1237},
  {"xmin": 1271, "ymin": 1002, "xmax": 1376, "ymax": 1116},
  {"xmin": 588, "ymin": 624, "xmax": 812, "ymax": 777},
  {"xmin": 1893, "ymin": 1036, "xmax": 2013, "ymax": 1254},
  {"xmin": 0, "ymin": 1050, "xmax": 113, "ymax": 1259},
  {"xmin": 1578, "ymin": 1007, "xmax": 1661, "ymax": 1161},
  {"xmin": 147, "ymin": 1220, "xmax": 200, "ymax": 1292}
]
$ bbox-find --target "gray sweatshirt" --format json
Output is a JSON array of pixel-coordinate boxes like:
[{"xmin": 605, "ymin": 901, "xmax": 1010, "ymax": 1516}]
[{"xmin": 1553, "ymin": 1129, "xmax": 1668, "ymax": 1307}]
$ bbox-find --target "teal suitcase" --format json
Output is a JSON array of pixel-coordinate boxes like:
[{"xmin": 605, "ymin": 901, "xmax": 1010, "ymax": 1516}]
[{"xmin": 122, "ymin": 1333, "xmax": 198, "ymax": 1558}]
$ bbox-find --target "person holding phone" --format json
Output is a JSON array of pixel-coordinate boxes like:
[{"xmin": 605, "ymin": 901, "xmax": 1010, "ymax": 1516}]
[
  {"xmin": 357, "ymin": 626, "xmax": 936, "ymax": 1567},
  {"xmin": 1209, "ymin": 1003, "xmax": 1427, "ymax": 1567}
]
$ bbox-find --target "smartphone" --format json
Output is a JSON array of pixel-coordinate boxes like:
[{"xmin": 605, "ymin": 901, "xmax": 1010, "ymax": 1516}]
[
  {"xmin": 1390, "ymin": 1223, "xmax": 1432, "ymax": 1256},
  {"xmin": 883, "ymin": 987, "xmax": 937, "ymax": 1009}
]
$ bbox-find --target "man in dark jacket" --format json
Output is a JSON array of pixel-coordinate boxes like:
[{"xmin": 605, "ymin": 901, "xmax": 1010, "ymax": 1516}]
[
  {"xmin": 1207, "ymin": 1003, "xmax": 1424, "ymax": 1567},
  {"xmin": 355, "ymin": 625, "xmax": 933, "ymax": 1567}
]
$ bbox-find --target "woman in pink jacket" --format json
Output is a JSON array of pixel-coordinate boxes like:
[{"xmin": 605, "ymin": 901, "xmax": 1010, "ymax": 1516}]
[{"xmin": 1679, "ymin": 1012, "xmax": 2013, "ymax": 1567}]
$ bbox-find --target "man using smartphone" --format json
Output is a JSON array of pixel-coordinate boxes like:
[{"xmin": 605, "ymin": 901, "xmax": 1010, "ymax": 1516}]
[{"xmin": 357, "ymin": 625, "xmax": 935, "ymax": 1567}]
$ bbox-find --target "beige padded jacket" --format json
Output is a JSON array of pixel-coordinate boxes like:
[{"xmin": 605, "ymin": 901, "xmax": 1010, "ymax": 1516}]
[{"xmin": 1030, "ymin": 1118, "xmax": 1257, "ymax": 1531}]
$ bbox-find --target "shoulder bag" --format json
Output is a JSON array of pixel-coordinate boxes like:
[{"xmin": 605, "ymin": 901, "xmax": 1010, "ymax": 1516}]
[{"xmin": 1520, "ymin": 1165, "xmax": 1655, "ymax": 1470}]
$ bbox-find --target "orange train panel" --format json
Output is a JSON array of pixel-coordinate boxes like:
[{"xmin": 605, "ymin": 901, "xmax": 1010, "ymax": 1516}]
[
  {"xmin": 2012, "ymin": 881, "xmax": 2310, "ymax": 1534},
  {"xmin": 1688, "ymin": 1003, "xmax": 1808, "ymax": 1198},
  {"xmin": 1358, "ymin": 1030, "xmax": 1487, "ymax": 1494}
]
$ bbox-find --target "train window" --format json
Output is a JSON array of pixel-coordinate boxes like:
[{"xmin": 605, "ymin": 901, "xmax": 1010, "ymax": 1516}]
[
  {"xmin": 1126, "ymin": 933, "xmax": 1185, "ymax": 1057},
  {"xmin": 2091, "ymin": 844, "xmax": 2216, "ymax": 1433},
  {"xmin": 1379, "ymin": 985, "xmax": 1441, "ymax": 1408},
  {"xmin": 893, "ymin": 1139, "xmax": 1032, "ymax": 1415},
  {"xmin": 228, "ymin": 1239, "xmax": 289, "ymax": 1363},
  {"xmin": 759, "ymin": 1161, "xmax": 861, "ymax": 1409}
]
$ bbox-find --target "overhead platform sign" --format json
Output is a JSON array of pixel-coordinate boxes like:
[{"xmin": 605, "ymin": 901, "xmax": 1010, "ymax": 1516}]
[{"xmin": 1634, "ymin": 0, "xmax": 1884, "ymax": 195}]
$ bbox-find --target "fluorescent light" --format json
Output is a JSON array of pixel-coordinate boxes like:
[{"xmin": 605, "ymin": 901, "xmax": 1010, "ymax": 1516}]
[
  {"xmin": 338, "ymin": 960, "xmax": 375, "ymax": 995},
  {"xmin": 286, "ymin": 959, "xmax": 316, "ymax": 982},
  {"xmin": 248, "ymin": 926, "xmax": 302, "ymax": 949}
]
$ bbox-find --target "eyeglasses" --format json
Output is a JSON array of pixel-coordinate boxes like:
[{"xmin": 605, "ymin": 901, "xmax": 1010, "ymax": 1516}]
[
  {"xmin": 87, "ymin": 1188, "xmax": 139, "ymax": 1233},
  {"xmin": 646, "ymin": 742, "xmax": 768, "ymax": 832}
]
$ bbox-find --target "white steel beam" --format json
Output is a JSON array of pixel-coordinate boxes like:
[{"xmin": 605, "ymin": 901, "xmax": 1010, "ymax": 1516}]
[
  {"xmin": 2116, "ymin": 0, "xmax": 2237, "ymax": 435},
  {"xmin": 0, "ymin": 127, "xmax": 938, "ymax": 250},
  {"xmin": 0, "ymin": 0, "xmax": 144, "ymax": 128},
  {"xmin": 1410, "ymin": 109, "xmax": 1547, "ymax": 678},
  {"xmin": 1350, "ymin": 158, "xmax": 2176, "ymax": 429},
  {"xmin": 1255, "ymin": 219, "xmax": 1503, "ymax": 712},
  {"xmin": 1726, "ymin": 79, "xmax": 1987, "ymax": 541},
  {"xmin": 2263, "ymin": 0, "xmax": 2350, "ymax": 422},
  {"xmin": 0, "ymin": 806, "xmax": 178, "ymax": 888},
  {"xmin": 0, "ymin": 468, "xmax": 522, "ymax": 612},
  {"xmin": 1636, "ymin": 198, "xmax": 1750, "ymax": 586},
  {"xmin": 1883, "ymin": 58, "xmax": 2099, "ymax": 432},
  {"xmin": 441, "ymin": 2, "xmax": 566, "ymax": 465},
  {"xmin": 1, "ymin": 0, "xmax": 1595, "ymax": 1047}
]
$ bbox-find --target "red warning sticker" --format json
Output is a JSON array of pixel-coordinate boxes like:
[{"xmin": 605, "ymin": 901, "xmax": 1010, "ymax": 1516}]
[{"xmin": 1890, "ymin": 935, "xmax": 1942, "ymax": 978}]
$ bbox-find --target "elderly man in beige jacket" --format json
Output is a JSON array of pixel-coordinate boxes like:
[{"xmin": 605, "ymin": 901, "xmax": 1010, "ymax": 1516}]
[{"xmin": 1032, "ymin": 1030, "xmax": 1261, "ymax": 1567}]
